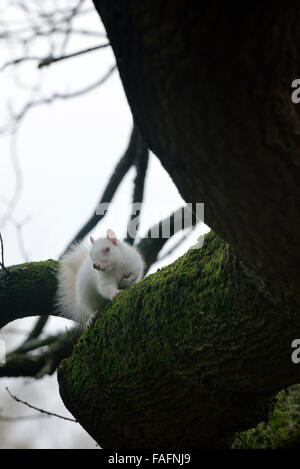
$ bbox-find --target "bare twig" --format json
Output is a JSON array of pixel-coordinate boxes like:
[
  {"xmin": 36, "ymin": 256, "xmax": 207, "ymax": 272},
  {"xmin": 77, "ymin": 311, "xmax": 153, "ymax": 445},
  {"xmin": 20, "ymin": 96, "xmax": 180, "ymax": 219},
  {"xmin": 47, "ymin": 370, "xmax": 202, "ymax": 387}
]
[
  {"xmin": 6, "ymin": 387, "xmax": 78, "ymax": 422},
  {"xmin": 1, "ymin": 42, "xmax": 110, "ymax": 73},
  {"xmin": 38, "ymin": 43, "xmax": 110, "ymax": 68},
  {"xmin": 126, "ymin": 132, "xmax": 149, "ymax": 245},
  {"xmin": 1, "ymin": 56, "xmax": 41, "ymax": 71}
]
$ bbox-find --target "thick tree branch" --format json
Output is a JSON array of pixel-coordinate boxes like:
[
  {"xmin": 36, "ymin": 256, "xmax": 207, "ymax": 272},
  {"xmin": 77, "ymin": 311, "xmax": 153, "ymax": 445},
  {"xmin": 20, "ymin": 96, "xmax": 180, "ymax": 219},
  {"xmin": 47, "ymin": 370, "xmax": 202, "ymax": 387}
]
[
  {"xmin": 0, "ymin": 260, "xmax": 59, "ymax": 329},
  {"xmin": 57, "ymin": 232, "xmax": 299, "ymax": 448},
  {"xmin": 0, "ymin": 231, "xmax": 298, "ymax": 446},
  {"xmin": 1, "ymin": 44, "xmax": 111, "ymax": 70}
]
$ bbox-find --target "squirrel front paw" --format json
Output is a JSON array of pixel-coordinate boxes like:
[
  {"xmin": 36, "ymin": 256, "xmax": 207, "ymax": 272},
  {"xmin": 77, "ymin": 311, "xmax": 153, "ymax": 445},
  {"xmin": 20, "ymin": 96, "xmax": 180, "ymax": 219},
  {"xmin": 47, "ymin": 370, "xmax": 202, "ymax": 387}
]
[
  {"xmin": 111, "ymin": 289, "xmax": 123, "ymax": 299},
  {"xmin": 85, "ymin": 313, "xmax": 97, "ymax": 329}
]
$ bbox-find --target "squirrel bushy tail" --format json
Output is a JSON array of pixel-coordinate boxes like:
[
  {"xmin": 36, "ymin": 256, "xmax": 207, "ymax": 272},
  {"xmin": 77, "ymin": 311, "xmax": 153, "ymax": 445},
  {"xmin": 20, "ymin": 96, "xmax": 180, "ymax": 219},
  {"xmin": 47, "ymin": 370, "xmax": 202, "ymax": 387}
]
[{"xmin": 56, "ymin": 243, "xmax": 88, "ymax": 320}]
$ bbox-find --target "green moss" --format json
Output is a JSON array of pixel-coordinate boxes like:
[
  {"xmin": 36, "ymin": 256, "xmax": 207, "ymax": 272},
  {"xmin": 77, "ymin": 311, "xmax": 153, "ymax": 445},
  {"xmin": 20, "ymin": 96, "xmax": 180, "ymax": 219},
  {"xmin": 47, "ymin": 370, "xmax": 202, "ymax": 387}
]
[
  {"xmin": 58, "ymin": 233, "xmax": 232, "ymax": 433},
  {"xmin": 57, "ymin": 231, "xmax": 290, "ymax": 448},
  {"xmin": 233, "ymin": 385, "xmax": 300, "ymax": 449},
  {"xmin": 0, "ymin": 259, "xmax": 59, "ymax": 328}
]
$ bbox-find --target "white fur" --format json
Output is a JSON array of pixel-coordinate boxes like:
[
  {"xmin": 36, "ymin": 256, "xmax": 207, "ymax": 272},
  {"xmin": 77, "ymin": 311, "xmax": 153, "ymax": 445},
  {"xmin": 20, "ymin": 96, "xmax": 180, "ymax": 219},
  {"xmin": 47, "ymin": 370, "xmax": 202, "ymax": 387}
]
[{"xmin": 56, "ymin": 233, "xmax": 144, "ymax": 327}]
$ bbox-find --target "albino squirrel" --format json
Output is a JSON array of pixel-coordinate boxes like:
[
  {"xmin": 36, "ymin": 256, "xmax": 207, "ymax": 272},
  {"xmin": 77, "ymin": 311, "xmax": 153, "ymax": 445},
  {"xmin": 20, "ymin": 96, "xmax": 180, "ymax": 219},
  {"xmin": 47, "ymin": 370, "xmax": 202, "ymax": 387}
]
[{"xmin": 56, "ymin": 229, "xmax": 144, "ymax": 328}]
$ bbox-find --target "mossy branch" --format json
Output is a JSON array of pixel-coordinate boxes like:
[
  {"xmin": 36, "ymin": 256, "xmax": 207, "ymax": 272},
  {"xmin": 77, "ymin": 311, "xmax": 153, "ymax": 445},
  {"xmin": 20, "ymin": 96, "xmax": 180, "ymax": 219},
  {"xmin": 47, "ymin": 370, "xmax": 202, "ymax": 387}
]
[
  {"xmin": 0, "ymin": 260, "xmax": 60, "ymax": 329},
  {"xmin": 1, "ymin": 232, "xmax": 298, "ymax": 446},
  {"xmin": 57, "ymin": 232, "xmax": 299, "ymax": 448}
]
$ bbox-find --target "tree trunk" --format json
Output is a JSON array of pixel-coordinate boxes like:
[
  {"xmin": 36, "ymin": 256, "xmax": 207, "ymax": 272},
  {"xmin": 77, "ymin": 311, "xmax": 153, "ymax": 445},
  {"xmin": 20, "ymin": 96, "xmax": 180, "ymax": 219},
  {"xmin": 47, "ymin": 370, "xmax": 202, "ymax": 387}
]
[
  {"xmin": 92, "ymin": 0, "xmax": 300, "ymax": 305},
  {"xmin": 57, "ymin": 232, "xmax": 299, "ymax": 448}
]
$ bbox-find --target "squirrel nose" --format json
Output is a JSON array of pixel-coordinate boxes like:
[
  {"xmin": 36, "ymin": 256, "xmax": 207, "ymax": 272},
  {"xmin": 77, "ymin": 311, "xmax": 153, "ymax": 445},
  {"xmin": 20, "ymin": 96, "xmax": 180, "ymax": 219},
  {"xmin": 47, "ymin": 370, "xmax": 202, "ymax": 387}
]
[{"xmin": 93, "ymin": 263, "xmax": 103, "ymax": 271}]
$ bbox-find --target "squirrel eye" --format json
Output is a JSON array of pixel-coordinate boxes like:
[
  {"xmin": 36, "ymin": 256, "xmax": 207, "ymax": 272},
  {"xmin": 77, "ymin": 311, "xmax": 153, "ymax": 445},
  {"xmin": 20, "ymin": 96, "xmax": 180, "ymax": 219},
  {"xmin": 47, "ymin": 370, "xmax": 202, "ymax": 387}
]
[
  {"xmin": 103, "ymin": 247, "xmax": 110, "ymax": 253},
  {"xmin": 123, "ymin": 273, "xmax": 131, "ymax": 279}
]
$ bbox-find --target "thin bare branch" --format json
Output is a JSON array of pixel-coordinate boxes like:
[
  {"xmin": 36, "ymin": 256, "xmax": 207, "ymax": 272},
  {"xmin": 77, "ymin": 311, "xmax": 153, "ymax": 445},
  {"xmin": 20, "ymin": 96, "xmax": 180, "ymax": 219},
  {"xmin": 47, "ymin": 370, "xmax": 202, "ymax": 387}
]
[
  {"xmin": 0, "ymin": 329, "xmax": 78, "ymax": 378},
  {"xmin": 38, "ymin": 42, "xmax": 110, "ymax": 68},
  {"xmin": 6, "ymin": 387, "xmax": 78, "ymax": 422},
  {"xmin": 0, "ymin": 44, "xmax": 110, "ymax": 71},
  {"xmin": 1, "ymin": 56, "xmax": 41, "ymax": 71},
  {"xmin": 126, "ymin": 132, "xmax": 149, "ymax": 245}
]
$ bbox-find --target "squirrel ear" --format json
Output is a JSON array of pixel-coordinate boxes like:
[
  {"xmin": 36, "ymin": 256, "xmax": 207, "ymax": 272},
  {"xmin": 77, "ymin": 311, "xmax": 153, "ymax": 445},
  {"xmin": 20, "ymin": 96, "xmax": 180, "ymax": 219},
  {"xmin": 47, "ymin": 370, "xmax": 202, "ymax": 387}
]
[
  {"xmin": 107, "ymin": 229, "xmax": 117, "ymax": 245},
  {"xmin": 90, "ymin": 236, "xmax": 95, "ymax": 245}
]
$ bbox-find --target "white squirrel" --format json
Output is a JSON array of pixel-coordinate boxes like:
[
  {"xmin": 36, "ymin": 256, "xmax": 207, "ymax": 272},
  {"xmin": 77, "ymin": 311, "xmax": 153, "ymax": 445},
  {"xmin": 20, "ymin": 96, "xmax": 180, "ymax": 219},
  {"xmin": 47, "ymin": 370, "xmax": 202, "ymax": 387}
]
[{"xmin": 56, "ymin": 229, "xmax": 144, "ymax": 328}]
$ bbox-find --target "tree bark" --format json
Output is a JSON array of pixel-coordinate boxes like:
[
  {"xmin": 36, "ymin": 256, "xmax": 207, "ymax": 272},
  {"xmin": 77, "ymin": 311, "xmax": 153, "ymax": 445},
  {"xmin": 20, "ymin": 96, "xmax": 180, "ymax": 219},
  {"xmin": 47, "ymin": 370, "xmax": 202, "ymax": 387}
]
[
  {"xmin": 57, "ymin": 232, "xmax": 299, "ymax": 448},
  {"xmin": 92, "ymin": 0, "xmax": 300, "ymax": 305},
  {"xmin": 0, "ymin": 260, "xmax": 59, "ymax": 329}
]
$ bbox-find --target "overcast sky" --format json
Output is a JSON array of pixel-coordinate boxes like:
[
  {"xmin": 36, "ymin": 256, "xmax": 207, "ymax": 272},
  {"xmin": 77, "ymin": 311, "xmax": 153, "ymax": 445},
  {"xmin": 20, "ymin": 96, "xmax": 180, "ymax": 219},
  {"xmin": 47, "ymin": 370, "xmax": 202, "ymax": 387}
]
[{"xmin": 0, "ymin": 0, "xmax": 209, "ymax": 448}]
